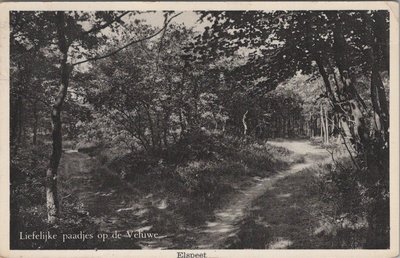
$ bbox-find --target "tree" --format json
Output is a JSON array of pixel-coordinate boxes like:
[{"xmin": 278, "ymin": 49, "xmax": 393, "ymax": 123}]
[
  {"xmin": 83, "ymin": 23, "xmax": 235, "ymax": 152},
  {"xmin": 194, "ymin": 10, "xmax": 390, "ymax": 248},
  {"xmin": 11, "ymin": 11, "xmax": 182, "ymax": 224}
]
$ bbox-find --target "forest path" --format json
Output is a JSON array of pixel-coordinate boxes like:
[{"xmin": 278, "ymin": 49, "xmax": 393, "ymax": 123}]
[
  {"xmin": 192, "ymin": 139, "xmax": 330, "ymax": 249},
  {"xmin": 59, "ymin": 140, "xmax": 330, "ymax": 249}
]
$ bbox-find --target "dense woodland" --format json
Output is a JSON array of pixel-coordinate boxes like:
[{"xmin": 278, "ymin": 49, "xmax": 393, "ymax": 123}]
[{"xmin": 10, "ymin": 10, "xmax": 390, "ymax": 249}]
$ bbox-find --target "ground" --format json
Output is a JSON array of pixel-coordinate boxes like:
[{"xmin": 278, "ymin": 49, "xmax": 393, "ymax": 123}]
[
  {"xmin": 56, "ymin": 139, "xmax": 334, "ymax": 249},
  {"xmin": 193, "ymin": 140, "xmax": 330, "ymax": 249}
]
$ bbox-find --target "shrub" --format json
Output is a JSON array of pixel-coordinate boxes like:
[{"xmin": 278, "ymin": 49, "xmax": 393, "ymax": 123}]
[
  {"xmin": 107, "ymin": 153, "xmax": 159, "ymax": 180},
  {"xmin": 175, "ymin": 161, "xmax": 235, "ymax": 203},
  {"xmin": 309, "ymin": 158, "xmax": 369, "ymax": 248},
  {"xmin": 165, "ymin": 129, "xmax": 239, "ymax": 163},
  {"xmin": 10, "ymin": 143, "xmax": 49, "ymax": 249}
]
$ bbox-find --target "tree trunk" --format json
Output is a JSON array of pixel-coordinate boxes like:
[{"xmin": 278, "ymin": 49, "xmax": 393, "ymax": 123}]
[
  {"xmin": 363, "ymin": 11, "xmax": 390, "ymax": 248},
  {"xmin": 370, "ymin": 51, "xmax": 389, "ymax": 142},
  {"xmin": 320, "ymin": 105, "xmax": 325, "ymax": 142},
  {"xmin": 162, "ymin": 112, "xmax": 169, "ymax": 148},
  {"xmin": 242, "ymin": 110, "xmax": 248, "ymax": 136},
  {"xmin": 372, "ymin": 11, "xmax": 389, "ymax": 73},
  {"xmin": 46, "ymin": 12, "xmax": 70, "ymax": 225},
  {"xmin": 286, "ymin": 116, "xmax": 289, "ymax": 138},
  {"xmin": 315, "ymin": 55, "xmax": 337, "ymax": 104},
  {"xmin": 179, "ymin": 108, "xmax": 186, "ymax": 135},
  {"xmin": 325, "ymin": 108, "xmax": 329, "ymax": 143}
]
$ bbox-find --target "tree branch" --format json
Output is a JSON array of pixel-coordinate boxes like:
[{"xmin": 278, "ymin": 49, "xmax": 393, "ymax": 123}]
[
  {"xmin": 78, "ymin": 11, "xmax": 131, "ymax": 39},
  {"xmin": 72, "ymin": 12, "xmax": 182, "ymax": 66}
]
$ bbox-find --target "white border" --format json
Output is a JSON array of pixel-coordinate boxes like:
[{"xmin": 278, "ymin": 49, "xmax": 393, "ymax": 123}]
[{"xmin": 0, "ymin": 2, "xmax": 398, "ymax": 258}]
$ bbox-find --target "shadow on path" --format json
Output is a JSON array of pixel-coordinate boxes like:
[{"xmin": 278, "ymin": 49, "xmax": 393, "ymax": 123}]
[{"xmin": 191, "ymin": 140, "xmax": 330, "ymax": 249}]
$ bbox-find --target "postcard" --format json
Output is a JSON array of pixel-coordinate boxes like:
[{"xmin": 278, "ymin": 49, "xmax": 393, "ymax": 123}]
[{"xmin": 0, "ymin": 1, "xmax": 398, "ymax": 258}]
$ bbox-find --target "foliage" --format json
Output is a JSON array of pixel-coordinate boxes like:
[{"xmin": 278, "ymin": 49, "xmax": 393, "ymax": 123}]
[
  {"xmin": 195, "ymin": 10, "xmax": 390, "ymax": 248},
  {"xmin": 10, "ymin": 10, "xmax": 390, "ymax": 249}
]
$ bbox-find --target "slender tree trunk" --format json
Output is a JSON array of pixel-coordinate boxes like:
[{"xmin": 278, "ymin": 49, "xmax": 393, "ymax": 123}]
[
  {"xmin": 325, "ymin": 108, "xmax": 329, "ymax": 143},
  {"xmin": 144, "ymin": 107, "xmax": 156, "ymax": 151},
  {"xmin": 162, "ymin": 112, "xmax": 169, "ymax": 148},
  {"xmin": 213, "ymin": 112, "xmax": 218, "ymax": 130},
  {"xmin": 46, "ymin": 12, "xmax": 70, "ymax": 224},
  {"xmin": 155, "ymin": 112, "xmax": 162, "ymax": 150},
  {"xmin": 286, "ymin": 117, "xmax": 289, "ymax": 138},
  {"xmin": 179, "ymin": 108, "xmax": 186, "ymax": 135},
  {"xmin": 320, "ymin": 105, "xmax": 325, "ymax": 142},
  {"xmin": 314, "ymin": 117, "xmax": 317, "ymax": 137},
  {"xmin": 242, "ymin": 110, "xmax": 248, "ymax": 136},
  {"xmin": 370, "ymin": 53, "xmax": 389, "ymax": 142}
]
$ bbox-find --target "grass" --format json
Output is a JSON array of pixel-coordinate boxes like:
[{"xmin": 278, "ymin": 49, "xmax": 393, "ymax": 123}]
[
  {"xmin": 91, "ymin": 137, "xmax": 306, "ymax": 227},
  {"xmin": 70, "ymin": 137, "xmax": 305, "ymax": 248},
  {"xmin": 12, "ymin": 134, "xmax": 386, "ymax": 249},
  {"xmin": 227, "ymin": 159, "xmax": 368, "ymax": 249},
  {"xmin": 12, "ymin": 133, "xmax": 307, "ymax": 249}
]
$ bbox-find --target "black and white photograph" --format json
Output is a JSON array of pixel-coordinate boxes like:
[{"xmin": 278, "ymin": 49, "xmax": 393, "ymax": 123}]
[{"xmin": 2, "ymin": 1, "xmax": 399, "ymax": 256}]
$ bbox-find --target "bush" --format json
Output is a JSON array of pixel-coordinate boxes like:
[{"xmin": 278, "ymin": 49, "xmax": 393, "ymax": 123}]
[
  {"xmin": 315, "ymin": 158, "xmax": 366, "ymax": 218},
  {"xmin": 165, "ymin": 129, "xmax": 239, "ymax": 163},
  {"xmin": 309, "ymin": 158, "xmax": 369, "ymax": 248},
  {"xmin": 10, "ymin": 143, "xmax": 49, "ymax": 249},
  {"xmin": 175, "ymin": 160, "xmax": 236, "ymax": 205},
  {"xmin": 107, "ymin": 153, "xmax": 160, "ymax": 180}
]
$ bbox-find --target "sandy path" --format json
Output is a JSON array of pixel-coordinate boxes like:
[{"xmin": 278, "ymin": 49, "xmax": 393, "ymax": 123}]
[{"xmin": 193, "ymin": 140, "xmax": 330, "ymax": 249}]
